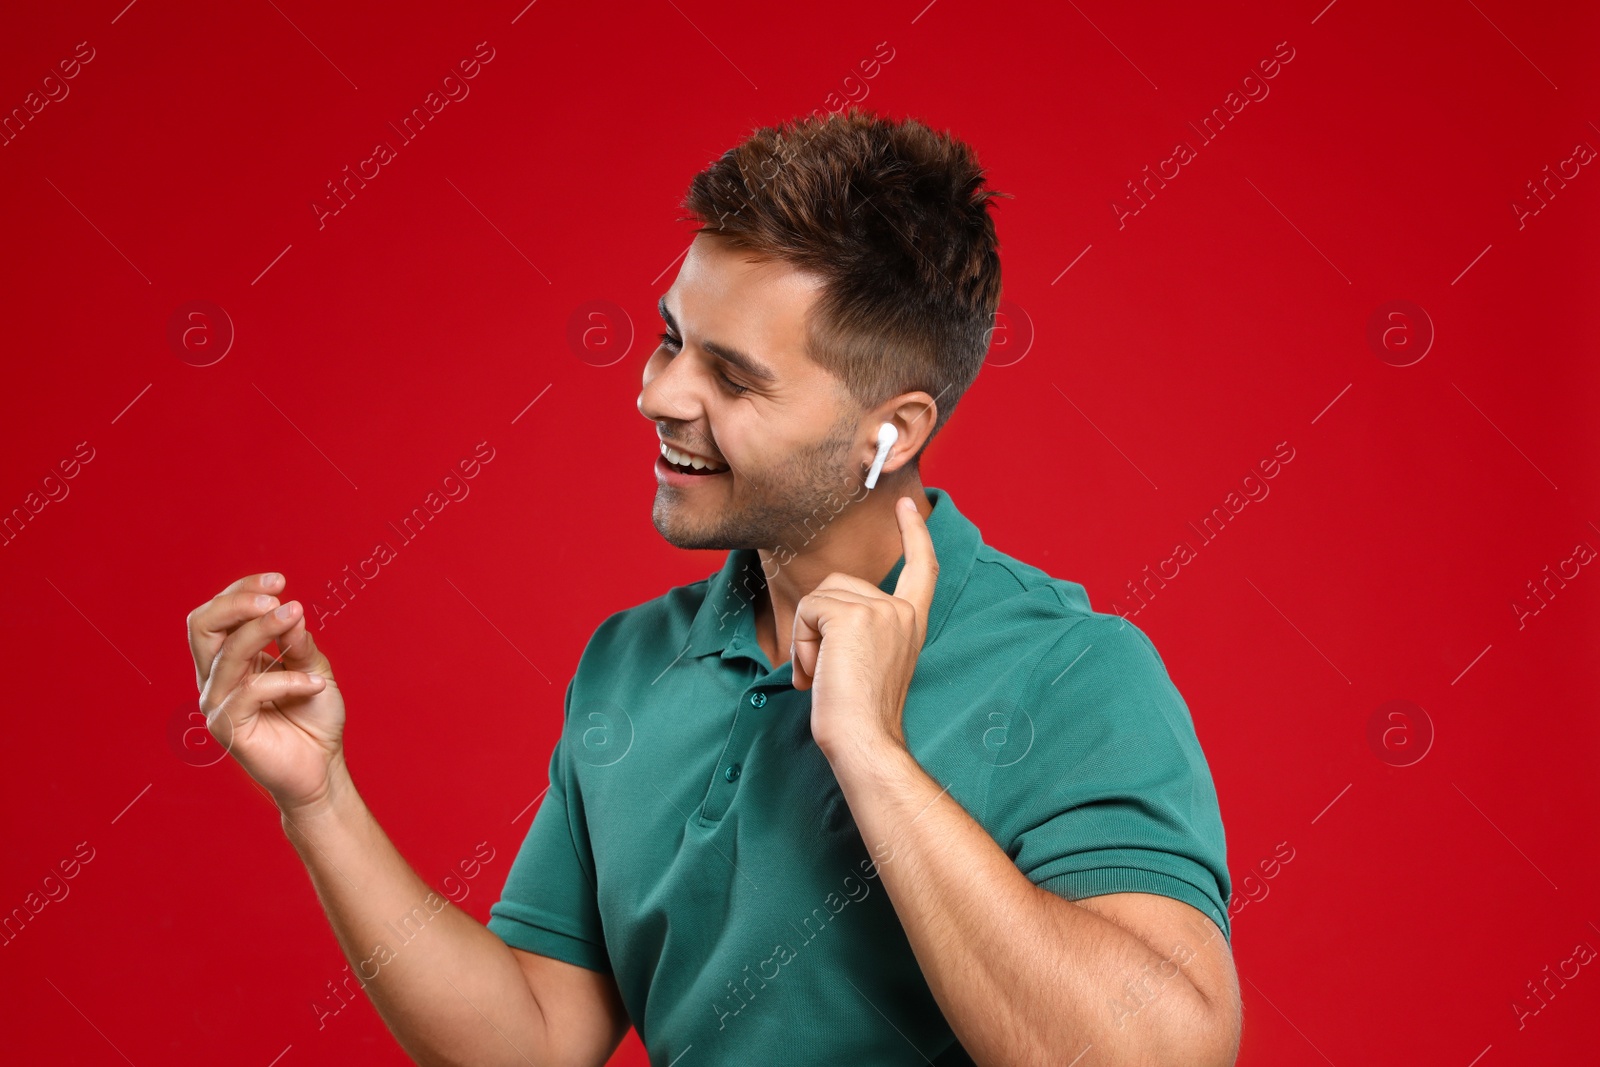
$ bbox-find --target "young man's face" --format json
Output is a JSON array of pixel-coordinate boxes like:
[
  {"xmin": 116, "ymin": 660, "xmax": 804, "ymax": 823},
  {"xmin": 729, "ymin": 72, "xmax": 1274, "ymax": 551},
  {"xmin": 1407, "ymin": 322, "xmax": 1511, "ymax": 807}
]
[{"xmin": 638, "ymin": 233, "xmax": 867, "ymax": 552}]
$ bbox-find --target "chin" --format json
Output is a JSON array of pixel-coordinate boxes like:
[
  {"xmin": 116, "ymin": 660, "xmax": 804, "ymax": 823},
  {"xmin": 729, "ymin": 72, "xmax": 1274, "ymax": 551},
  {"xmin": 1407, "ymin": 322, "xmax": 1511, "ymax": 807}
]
[{"xmin": 651, "ymin": 498, "xmax": 732, "ymax": 551}]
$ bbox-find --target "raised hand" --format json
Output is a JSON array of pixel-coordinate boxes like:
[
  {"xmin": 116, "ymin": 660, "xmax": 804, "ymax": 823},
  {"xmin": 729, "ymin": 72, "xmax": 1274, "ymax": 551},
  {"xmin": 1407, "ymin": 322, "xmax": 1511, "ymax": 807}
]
[
  {"xmin": 186, "ymin": 572, "xmax": 347, "ymax": 814},
  {"xmin": 791, "ymin": 496, "xmax": 938, "ymax": 766}
]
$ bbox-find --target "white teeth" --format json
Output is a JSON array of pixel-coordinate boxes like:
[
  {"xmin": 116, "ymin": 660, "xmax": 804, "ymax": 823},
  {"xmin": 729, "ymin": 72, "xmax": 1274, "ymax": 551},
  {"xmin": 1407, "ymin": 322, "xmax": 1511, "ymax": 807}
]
[{"xmin": 659, "ymin": 441, "xmax": 727, "ymax": 472}]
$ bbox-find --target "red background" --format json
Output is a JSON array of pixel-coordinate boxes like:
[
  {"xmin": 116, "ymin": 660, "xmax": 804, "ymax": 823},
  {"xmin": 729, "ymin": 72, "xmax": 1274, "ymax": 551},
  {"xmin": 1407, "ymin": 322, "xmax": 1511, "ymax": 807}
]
[{"xmin": 3, "ymin": 1, "xmax": 1597, "ymax": 1063}]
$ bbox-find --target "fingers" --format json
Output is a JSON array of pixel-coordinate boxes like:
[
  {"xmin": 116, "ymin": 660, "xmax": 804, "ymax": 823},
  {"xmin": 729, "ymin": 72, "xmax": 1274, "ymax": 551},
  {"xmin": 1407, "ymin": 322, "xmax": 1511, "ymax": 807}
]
[
  {"xmin": 203, "ymin": 600, "xmax": 309, "ymax": 703},
  {"xmin": 274, "ymin": 610, "xmax": 331, "ymax": 679},
  {"xmin": 203, "ymin": 571, "xmax": 284, "ymax": 606},
  {"xmin": 790, "ymin": 593, "xmax": 825, "ymax": 691},
  {"xmin": 890, "ymin": 496, "xmax": 938, "ymax": 620},
  {"xmin": 791, "ymin": 581, "xmax": 927, "ymax": 691},
  {"xmin": 187, "ymin": 572, "xmax": 284, "ymax": 691},
  {"xmin": 205, "ymin": 669, "xmax": 326, "ymax": 739},
  {"xmin": 790, "ymin": 590, "xmax": 886, "ymax": 691},
  {"xmin": 790, "ymin": 591, "xmax": 847, "ymax": 691},
  {"xmin": 789, "ymin": 500, "xmax": 938, "ymax": 693}
]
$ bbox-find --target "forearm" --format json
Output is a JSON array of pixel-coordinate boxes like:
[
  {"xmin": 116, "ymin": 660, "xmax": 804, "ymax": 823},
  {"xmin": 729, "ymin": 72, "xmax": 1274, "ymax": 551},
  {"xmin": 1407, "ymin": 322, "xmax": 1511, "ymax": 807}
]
[
  {"xmin": 830, "ymin": 741, "xmax": 1224, "ymax": 1067},
  {"xmin": 280, "ymin": 759, "xmax": 550, "ymax": 1067}
]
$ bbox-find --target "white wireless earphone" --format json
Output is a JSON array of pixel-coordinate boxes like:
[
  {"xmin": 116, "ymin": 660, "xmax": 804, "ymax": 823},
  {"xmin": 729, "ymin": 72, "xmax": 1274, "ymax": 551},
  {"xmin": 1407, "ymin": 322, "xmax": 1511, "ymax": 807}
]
[{"xmin": 864, "ymin": 422, "xmax": 898, "ymax": 490}]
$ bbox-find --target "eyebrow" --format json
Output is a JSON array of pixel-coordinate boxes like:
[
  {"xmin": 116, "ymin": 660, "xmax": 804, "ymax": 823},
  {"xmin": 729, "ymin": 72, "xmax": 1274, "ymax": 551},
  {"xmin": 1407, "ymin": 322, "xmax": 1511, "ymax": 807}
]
[{"xmin": 658, "ymin": 296, "xmax": 780, "ymax": 383}]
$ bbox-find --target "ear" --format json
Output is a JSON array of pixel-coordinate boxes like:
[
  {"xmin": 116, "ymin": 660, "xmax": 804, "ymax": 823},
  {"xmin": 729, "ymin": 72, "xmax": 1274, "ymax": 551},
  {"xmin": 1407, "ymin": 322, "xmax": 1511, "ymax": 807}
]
[{"xmin": 864, "ymin": 390, "xmax": 939, "ymax": 480}]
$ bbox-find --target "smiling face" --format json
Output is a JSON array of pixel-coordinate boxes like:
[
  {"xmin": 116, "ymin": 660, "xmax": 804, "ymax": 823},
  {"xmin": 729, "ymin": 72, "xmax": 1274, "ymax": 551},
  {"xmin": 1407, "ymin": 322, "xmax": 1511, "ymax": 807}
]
[{"xmin": 638, "ymin": 233, "xmax": 868, "ymax": 551}]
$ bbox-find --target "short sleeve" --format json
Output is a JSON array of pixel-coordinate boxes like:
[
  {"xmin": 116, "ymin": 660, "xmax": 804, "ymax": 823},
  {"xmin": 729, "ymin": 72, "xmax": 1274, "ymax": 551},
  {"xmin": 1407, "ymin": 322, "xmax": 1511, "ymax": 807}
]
[
  {"xmin": 993, "ymin": 615, "xmax": 1232, "ymax": 944},
  {"xmin": 486, "ymin": 678, "xmax": 613, "ymax": 972}
]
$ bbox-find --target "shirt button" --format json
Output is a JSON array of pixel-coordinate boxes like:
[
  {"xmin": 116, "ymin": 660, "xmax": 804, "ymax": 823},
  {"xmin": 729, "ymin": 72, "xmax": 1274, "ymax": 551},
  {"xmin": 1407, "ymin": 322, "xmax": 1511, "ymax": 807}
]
[
  {"xmin": 724, "ymin": 763, "xmax": 742, "ymax": 782},
  {"xmin": 749, "ymin": 692, "xmax": 767, "ymax": 708}
]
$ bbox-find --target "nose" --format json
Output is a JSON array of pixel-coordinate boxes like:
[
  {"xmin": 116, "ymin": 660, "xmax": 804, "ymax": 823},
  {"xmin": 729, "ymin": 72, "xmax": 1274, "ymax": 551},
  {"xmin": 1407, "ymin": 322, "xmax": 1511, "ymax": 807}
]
[{"xmin": 638, "ymin": 347, "xmax": 702, "ymax": 425}]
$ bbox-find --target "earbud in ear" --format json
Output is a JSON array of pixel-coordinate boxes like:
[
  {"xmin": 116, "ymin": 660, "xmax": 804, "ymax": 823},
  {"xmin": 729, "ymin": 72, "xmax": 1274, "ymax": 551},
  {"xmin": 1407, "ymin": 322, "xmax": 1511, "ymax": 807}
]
[{"xmin": 864, "ymin": 422, "xmax": 898, "ymax": 490}]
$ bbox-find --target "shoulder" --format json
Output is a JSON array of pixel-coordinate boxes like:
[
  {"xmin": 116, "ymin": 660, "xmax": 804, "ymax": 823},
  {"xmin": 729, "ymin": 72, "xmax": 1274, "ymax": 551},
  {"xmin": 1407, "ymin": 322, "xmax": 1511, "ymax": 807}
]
[
  {"xmin": 946, "ymin": 540, "xmax": 1196, "ymax": 743},
  {"xmin": 578, "ymin": 570, "xmax": 715, "ymax": 665},
  {"xmin": 956, "ymin": 540, "xmax": 1171, "ymax": 679}
]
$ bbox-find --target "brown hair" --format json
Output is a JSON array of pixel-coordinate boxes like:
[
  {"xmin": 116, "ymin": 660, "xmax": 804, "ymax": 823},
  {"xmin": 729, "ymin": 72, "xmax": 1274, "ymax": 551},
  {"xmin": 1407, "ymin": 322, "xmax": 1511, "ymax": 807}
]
[{"xmin": 678, "ymin": 106, "xmax": 1010, "ymax": 465}]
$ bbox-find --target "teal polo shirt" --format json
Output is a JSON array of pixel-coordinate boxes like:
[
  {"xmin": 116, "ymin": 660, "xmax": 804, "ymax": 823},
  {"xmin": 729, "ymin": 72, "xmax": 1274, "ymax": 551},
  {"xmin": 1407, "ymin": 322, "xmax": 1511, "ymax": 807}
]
[{"xmin": 488, "ymin": 486, "xmax": 1231, "ymax": 1064}]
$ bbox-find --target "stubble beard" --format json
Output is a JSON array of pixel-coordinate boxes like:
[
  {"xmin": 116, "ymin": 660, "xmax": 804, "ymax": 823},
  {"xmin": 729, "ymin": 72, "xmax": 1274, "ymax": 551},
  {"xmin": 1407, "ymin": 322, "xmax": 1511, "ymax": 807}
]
[{"xmin": 651, "ymin": 411, "xmax": 861, "ymax": 552}]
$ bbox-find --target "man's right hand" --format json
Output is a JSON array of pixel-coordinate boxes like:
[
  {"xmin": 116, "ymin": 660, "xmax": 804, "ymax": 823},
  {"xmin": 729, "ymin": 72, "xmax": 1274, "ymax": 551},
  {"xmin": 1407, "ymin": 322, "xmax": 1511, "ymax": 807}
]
[
  {"xmin": 184, "ymin": 573, "xmax": 629, "ymax": 1065},
  {"xmin": 186, "ymin": 572, "xmax": 346, "ymax": 815}
]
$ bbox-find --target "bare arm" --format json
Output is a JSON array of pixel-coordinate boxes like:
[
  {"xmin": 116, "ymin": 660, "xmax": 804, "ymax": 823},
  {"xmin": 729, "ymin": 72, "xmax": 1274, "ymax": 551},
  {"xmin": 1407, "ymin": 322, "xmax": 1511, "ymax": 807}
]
[
  {"xmin": 830, "ymin": 742, "xmax": 1241, "ymax": 1067},
  {"xmin": 280, "ymin": 760, "xmax": 628, "ymax": 1067},
  {"xmin": 187, "ymin": 572, "xmax": 629, "ymax": 1066}
]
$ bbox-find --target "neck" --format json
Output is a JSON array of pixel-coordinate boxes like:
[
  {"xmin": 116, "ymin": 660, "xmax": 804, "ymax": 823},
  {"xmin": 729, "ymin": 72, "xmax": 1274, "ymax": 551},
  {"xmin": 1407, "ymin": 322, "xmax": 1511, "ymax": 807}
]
[{"xmin": 752, "ymin": 472, "xmax": 932, "ymax": 669}]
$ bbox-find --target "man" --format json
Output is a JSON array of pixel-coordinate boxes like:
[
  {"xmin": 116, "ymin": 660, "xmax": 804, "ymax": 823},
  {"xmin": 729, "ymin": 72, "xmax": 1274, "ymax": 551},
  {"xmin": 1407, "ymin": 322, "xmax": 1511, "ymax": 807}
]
[{"xmin": 187, "ymin": 108, "xmax": 1240, "ymax": 1065}]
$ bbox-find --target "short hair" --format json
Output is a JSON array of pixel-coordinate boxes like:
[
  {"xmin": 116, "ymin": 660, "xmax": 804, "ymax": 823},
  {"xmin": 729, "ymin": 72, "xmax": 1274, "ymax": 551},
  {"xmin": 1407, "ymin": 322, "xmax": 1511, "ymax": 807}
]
[{"xmin": 678, "ymin": 106, "xmax": 1010, "ymax": 465}]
